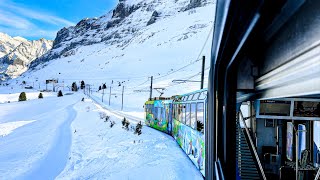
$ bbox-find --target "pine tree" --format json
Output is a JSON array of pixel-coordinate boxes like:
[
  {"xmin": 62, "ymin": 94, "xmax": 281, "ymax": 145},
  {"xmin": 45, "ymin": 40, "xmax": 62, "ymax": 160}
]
[
  {"xmin": 38, "ymin": 92, "xmax": 43, "ymax": 99},
  {"xmin": 102, "ymin": 84, "xmax": 107, "ymax": 89},
  {"xmin": 18, "ymin": 92, "xmax": 27, "ymax": 101},
  {"xmin": 80, "ymin": 80, "xmax": 85, "ymax": 89},
  {"xmin": 72, "ymin": 82, "xmax": 78, "ymax": 91},
  {"xmin": 197, "ymin": 120, "xmax": 204, "ymax": 133},
  {"xmin": 57, "ymin": 90, "xmax": 63, "ymax": 97},
  {"xmin": 99, "ymin": 86, "xmax": 102, "ymax": 91}
]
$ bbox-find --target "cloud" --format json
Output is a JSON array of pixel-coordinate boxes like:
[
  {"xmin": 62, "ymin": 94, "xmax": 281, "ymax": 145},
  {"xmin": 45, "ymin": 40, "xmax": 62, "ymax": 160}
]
[
  {"xmin": 0, "ymin": 9, "xmax": 33, "ymax": 29},
  {"xmin": 0, "ymin": 0, "xmax": 74, "ymax": 27},
  {"xmin": 0, "ymin": 0, "xmax": 74, "ymax": 39}
]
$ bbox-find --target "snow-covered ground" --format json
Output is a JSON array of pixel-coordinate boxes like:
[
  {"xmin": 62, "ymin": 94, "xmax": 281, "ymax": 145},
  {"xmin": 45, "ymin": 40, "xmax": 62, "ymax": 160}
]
[{"xmin": 0, "ymin": 91, "xmax": 203, "ymax": 179}]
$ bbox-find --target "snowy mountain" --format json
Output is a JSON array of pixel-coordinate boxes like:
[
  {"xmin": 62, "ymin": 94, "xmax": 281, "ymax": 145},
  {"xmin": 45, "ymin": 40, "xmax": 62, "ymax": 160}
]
[
  {"xmin": 7, "ymin": 0, "xmax": 215, "ymax": 110},
  {"xmin": 0, "ymin": 32, "xmax": 28, "ymax": 58},
  {"xmin": 0, "ymin": 33, "xmax": 52, "ymax": 79}
]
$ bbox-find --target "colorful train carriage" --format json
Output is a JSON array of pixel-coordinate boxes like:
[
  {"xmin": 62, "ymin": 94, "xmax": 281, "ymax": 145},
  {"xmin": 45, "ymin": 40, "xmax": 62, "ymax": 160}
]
[
  {"xmin": 172, "ymin": 89, "xmax": 207, "ymax": 176},
  {"xmin": 144, "ymin": 97, "xmax": 173, "ymax": 133},
  {"xmin": 144, "ymin": 89, "xmax": 207, "ymax": 177}
]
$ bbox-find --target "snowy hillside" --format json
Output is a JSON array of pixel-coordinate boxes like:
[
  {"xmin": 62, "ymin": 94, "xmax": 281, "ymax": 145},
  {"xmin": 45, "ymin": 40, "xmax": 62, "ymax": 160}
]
[
  {"xmin": 0, "ymin": 32, "xmax": 28, "ymax": 58},
  {"xmin": 6, "ymin": 0, "xmax": 215, "ymax": 111},
  {"xmin": 0, "ymin": 33, "xmax": 52, "ymax": 80},
  {"xmin": 0, "ymin": 94, "xmax": 203, "ymax": 179}
]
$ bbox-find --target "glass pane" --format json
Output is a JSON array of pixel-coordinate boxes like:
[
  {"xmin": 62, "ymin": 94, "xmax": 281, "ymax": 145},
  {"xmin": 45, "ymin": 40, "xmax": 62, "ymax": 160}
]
[
  {"xmin": 198, "ymin": 91, "xmax": 207, "ymax": 100},
  {"xmin": 294, "ymin": 101, "xmax": 320, "ymax": 117},
  {"xmin": 260, "ymin": 100, "xmax": 291, "ymax": 116},
  {"xmin": 191, "ymin": 103, "xmax": 196, "ymax": 129},
  {"xmin": 178, "ymin": 104, "xmax": 183, "ymax": 121},
  {"xmin": 192, "ymin": 93, "xmax": 200, "ymax": 100},
  {"xmin": 165, "ymin": 105, "xmax": 169, "ymax": 122},
  {"xmin": 197, "ymin": 102, "xmax": 204, "ymax": 133},
  {"xmin": 187, "ymin": 95, "xmax": 193, "ymax": 101},
  {"xmin": 181, "ymin": 104, "xmax": 186, "ymax": 124},
  {"xmin": 186, "ymin": 104, "xmax": 191, "ymax": 126}
]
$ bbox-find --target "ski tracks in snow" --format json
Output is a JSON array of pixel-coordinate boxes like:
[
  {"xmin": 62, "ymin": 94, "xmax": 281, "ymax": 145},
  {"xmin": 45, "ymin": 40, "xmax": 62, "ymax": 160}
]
[{"xmin": 22, "ymin": 104, "xmax": 77, "ymax": 179}]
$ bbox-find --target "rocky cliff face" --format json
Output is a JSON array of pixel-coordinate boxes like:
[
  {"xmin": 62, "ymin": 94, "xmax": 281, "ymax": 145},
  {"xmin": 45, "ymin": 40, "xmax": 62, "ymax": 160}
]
[
  {"xmin": 0, "ymin": 33, "xmax": 28, "ymax": 58},
  {"xmin": 0, "ymin": 34, "xmax": 52, "ymax": 79},
  {"xmin": 30, "ymin": 0, "xmax": 211, "ymax": 69}
]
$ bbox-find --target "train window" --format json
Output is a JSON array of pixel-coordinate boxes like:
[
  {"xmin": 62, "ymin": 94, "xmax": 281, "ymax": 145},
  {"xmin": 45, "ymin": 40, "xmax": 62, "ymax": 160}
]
[
  {"xmin": 157, "ymin": 107, "xmax": 162, "ymax": 121},
  {"xmin": 186, "ymin": 104, "xmax": 191, "ymax": 126},
  {"xmin": 181, "ymin": 104, "xmax": 186, "ymax": 124},
  {"xmin": 198, "ymin": 91, "xmax": 207, "ymax": 100},
  {"xmin": 187, "ymin": 95, "xmax": 194, "ymax": 101},
  {"xmin": 191, "ymin": 103, "xmax": 196, "ymax": 129},
  {"xmin": 165, "ymin": 105, "xmax": 169, "ymax": 122},
  {"xmin": 197, "ymin": 102, "xmax": 204, "ymax": 133},
  {"xmin": 176, "ymin": 104, "xmax": 180, "ymax": 120},
  {"xmin": 192, "ymin": 93, "xmax": 200, "ymax": 100}
]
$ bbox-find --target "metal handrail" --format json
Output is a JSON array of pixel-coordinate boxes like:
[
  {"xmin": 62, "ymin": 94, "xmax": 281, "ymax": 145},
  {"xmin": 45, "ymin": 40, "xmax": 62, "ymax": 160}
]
[
  {"xmin": 239, "ymin": 110, "xmax": 267, "ymax": 180},
  {"xmin": 315, "ymin": 167, "xmax": 320, "ymax": 180}
]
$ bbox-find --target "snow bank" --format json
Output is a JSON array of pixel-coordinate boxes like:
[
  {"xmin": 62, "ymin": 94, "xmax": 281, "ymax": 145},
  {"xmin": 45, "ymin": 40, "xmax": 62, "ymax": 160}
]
[
  {"xmin": 0, "ymin": 120, "xmax": 36, "ymax": 137},
  {"xmin": 57, "ymin": 98, "xmax": 203, "ymax": 179}
]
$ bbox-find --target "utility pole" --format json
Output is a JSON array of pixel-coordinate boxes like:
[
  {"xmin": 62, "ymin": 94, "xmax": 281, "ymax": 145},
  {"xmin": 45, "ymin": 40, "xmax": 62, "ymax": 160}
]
[
  {"xmin": 150, "ymin": 76, "xmax": 153, "ymax": 100},
  {"xmin": 200, "ymin": 56, "xmax": 205, "ymax": 89},
  {"xmin": 121, "ymin": 86, "xmax": 124, "ymax": 111},
  {"xmin": 109, "ymin": 86, "xmax": 112, "ymax": 106}
]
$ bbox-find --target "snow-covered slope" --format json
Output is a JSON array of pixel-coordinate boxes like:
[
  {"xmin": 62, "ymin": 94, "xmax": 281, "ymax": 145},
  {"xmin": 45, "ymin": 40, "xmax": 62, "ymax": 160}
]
[
  {"xmin": 0, "ymin": 33, "xmax": 53, "ymax": 79},
  {"xmin": 0, "ymin": 33, "xmax": 28, "ymax": 58},
  {"xmin": 7, "ymin": 0, "xmax": 215, "ymax": 111}
]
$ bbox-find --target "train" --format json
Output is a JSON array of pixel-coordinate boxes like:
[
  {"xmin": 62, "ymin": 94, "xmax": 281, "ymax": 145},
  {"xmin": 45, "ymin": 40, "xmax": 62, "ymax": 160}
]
[
  {"xmin": 144, "ymin": 0, "xmax": 320, "ymax": 179},
  {"xmin": 144, "ymin": 89, "xmax": 207, "ymax": 176}
]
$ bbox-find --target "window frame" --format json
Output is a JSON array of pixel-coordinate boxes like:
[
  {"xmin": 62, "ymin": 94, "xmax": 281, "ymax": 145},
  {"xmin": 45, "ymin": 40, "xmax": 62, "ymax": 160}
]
[
  {"xmin": 185, "ymin": 103, "xmax": 191, "ymax": 126},
  {"xmin": 191, "ymin": 103, "xmax": 197, "ymax": 129},
  {"xmin": 196, "ymin": 102, "xmax": 204, "ymax": 133}
]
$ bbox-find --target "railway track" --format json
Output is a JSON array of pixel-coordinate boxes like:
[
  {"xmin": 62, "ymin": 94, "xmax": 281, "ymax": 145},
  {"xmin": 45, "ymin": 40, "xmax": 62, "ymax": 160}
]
[{"xmin": 87, "ymin": 94, "xmax": 145, "ymax": 125}]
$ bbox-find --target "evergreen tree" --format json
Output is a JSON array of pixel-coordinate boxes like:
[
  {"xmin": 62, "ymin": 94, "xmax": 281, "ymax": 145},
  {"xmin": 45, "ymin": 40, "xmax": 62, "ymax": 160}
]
[
  {"xmin": 197, "ymin": 120, "xmax": 204, "ymax": 133},
  {"xmin": 57, "ymin": 90, "xmax": 63, "ymax": 97},
  {"xmin": 18, "ymin": 92, "xmax": 27, "ymax": 101},
  {"xmin": 38, "ymin": 92, "xmax": 43, "ymax": 99},
  {"xmin": 99, "ymin": 86, "xmax": 102, "ymax": 91},
  {"xmin": 80, "ymin": 80, "xmax": 85, "ymax": 89},
  {"xmin": 102, "ymin": 84, "xmax": 107, "ymax": 89},
  {"xmin": 72, "ymin": 82, "xmax": 78, "ymax": 91}
]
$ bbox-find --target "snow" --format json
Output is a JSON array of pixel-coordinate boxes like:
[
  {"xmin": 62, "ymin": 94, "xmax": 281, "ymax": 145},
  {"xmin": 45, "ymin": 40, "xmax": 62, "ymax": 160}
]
[
  {"xmin": 7, "ymin": 3, "xmax": 214, "ymax": 112},
  {"xmin": 0, "ymin": 120, "xmax": 36, "ymax": 137},
  {"xmin": 0, "ymin": 0, "xmax": 216, "ymax": 178},
  {"xmin": 0, "ymin": 92, "xmax": 203, "ymax": 179}
]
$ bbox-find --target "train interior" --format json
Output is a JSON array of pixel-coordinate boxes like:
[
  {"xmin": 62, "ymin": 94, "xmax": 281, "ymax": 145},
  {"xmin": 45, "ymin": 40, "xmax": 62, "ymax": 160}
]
[
  {"xmin": 208, "ymin": 0, "xmax": 320, "ymax": 179},
  {"xmin": 238, "ymin": 100, "xmax": 320, "ymax": 179}
]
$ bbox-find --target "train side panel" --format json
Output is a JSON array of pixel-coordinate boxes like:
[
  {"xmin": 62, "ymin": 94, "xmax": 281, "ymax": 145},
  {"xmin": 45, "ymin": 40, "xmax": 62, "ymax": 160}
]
[{"xmin": 172, "ymin": 118, "xmax": 205, "ymax": 176}]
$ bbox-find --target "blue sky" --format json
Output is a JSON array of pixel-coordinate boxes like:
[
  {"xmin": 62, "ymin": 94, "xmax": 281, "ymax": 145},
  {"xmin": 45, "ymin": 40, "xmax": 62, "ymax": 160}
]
[{"xmin": 0, "ymin": 0, "xmax": 118, "ymax": 40}]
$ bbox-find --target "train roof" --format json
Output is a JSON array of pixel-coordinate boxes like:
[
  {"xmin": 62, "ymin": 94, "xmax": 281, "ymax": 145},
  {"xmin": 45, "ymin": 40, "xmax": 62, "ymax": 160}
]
[{"xmin": 174, "ymin": 88, "xmax": 208, "ymax": 102}]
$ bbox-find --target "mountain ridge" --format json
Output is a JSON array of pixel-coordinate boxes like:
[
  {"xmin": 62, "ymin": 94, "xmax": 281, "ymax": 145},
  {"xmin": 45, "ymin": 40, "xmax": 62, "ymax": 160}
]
[{"xmin": 0, "ymin": 33, "xmax": 53, "ymax": 80}]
